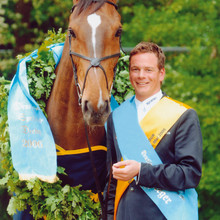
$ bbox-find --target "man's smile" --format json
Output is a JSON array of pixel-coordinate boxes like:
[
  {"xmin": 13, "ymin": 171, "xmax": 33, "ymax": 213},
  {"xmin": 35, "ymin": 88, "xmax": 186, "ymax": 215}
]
[{"xmin": 136, "ymin": 82, "xmax": 149, "ymax": 85}]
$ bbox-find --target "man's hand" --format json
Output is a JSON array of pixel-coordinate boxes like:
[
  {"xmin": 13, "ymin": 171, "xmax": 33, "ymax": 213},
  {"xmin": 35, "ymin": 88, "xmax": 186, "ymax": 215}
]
[{"xmin": 112, "ymin": 160, "xmax": 141, "ymax": 181}]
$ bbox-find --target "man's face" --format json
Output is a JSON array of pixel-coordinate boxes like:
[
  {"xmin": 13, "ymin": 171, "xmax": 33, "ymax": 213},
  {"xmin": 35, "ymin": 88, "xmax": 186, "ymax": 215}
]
[{"xmin": 129, "ymin": 52, "xmax": 165, "ymax": 101}]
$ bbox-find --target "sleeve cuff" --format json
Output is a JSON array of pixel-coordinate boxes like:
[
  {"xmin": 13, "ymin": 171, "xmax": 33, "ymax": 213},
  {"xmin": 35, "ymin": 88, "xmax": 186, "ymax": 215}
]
[{"xmin": 136, "ymin": 162, "xmax": 141, "ymax": 185}]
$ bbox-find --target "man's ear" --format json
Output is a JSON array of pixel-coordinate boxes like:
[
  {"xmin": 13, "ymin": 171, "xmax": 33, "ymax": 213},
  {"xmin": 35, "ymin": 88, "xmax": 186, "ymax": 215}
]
[
  {"xmin": 73, "ymin": 0, "xmax": 79, "ymax": 5},
  {"xmin": 159, "ymin": 68, "xmax": 165, "ymax": 82}
]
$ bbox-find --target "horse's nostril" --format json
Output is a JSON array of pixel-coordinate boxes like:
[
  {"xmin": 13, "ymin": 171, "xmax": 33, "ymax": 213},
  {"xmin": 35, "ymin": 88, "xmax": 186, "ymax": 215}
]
[
  {"xmin": 99, "ymin": 100, "xmax": 109, "ymax": 113},
  {"xmin": 83, "ymin": 100, "xmax": 89, "ymax": 112},
  {"xmin": 104, "ymin": 100, "xmax": 109, "ymax": 113}
]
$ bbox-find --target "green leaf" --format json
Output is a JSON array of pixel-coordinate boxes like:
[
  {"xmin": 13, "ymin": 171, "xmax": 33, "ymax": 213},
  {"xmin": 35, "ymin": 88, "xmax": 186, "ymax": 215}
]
[
  {"xmin": 57, "ymin": 166, "xmax": 67, "ymax": 175},
  {"xmin": 0, "ymin": 173, "xmax": 9, "ymax": 185}
]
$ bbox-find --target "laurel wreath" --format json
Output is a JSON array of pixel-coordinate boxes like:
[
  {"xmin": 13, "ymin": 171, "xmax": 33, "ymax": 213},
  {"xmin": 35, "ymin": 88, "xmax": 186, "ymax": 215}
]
[{"xmin": 0, "ymin": 29, "xmax": 131, "ymax": 219}]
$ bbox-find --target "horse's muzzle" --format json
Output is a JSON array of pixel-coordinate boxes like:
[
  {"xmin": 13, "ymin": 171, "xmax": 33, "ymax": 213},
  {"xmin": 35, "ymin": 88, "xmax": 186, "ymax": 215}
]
[{"xmin": 82, "ymin": 99, "xmax": 110, "ymax": 126}]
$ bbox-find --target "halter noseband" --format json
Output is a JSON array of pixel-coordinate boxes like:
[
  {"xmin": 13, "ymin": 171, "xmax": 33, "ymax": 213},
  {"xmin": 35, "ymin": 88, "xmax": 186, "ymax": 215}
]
[{"xmin": 69, "ymin": 1, "xmax": 121, "ymax": 105}]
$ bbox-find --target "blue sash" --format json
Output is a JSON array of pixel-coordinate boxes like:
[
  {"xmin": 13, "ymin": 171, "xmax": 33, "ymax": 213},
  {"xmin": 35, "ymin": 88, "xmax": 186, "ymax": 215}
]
[
  {"xmin": 112, "ymin": 96, "xmax": 198, "ymax": 220},
  {"xmin": 8, "ymin": 43, "xmax": 64, "ymax": 183}
]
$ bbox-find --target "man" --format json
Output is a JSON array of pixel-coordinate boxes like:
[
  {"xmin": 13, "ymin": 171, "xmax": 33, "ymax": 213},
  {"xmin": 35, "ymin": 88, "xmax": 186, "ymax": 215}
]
[{"xmin": 104, "ymin": 42, "xmax": 202, "ymax": 220}]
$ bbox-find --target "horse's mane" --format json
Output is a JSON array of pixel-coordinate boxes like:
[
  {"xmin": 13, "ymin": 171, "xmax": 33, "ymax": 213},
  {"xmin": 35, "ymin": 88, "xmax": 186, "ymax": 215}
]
[{"xmin": 75, "ymin": 0, "xmax": 106, "ymax": 15}]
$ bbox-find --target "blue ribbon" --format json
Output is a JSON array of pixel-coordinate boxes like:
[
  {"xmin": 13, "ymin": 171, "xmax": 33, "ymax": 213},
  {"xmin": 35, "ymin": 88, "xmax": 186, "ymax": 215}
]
[
  {"xmin": 113, "ymin": 96, "xmax": 198, "ymax": 220},
  {"xmin": 7, "ymin": 43, "xmax": 64, "ymax": 182}
]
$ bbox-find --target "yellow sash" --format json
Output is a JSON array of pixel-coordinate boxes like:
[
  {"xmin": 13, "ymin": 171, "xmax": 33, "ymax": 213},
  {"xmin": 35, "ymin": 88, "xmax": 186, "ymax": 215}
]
[{"xmin": 113, "ymin": 97, "xmax": 191, "ymax": 219}]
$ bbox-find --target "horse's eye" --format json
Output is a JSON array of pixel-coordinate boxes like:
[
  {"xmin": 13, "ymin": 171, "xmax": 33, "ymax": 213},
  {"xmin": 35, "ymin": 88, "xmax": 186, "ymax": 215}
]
[
  {"xmin": 69, "ymin": 29, "xmax": 76, "ymax": 38},
  {"xmin": 115, "ymin": 27, "xmax": 122, "ymax": 37}
]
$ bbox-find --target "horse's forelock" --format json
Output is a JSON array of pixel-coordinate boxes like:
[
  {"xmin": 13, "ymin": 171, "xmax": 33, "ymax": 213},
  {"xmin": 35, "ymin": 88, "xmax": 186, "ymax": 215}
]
[{"xmin": 75, "ymin": 0, "xmax": 106, "ymax": 15}]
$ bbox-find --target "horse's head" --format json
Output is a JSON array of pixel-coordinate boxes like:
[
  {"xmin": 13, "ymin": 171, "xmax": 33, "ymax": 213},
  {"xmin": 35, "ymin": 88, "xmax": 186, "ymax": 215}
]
[{"xmin": 69, "ymin": 0, "xmax": 122, "ymax": 126}]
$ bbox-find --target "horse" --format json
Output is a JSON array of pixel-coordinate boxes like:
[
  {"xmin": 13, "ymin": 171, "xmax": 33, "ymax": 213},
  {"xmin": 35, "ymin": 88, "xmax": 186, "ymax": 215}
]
[
  {"xmin": 46, "ymin": 0, "xmax": 121, "ymax": 199},
  {"xmin": 47, "ymin": 0, "xmax": 121, "ymax": 150}
]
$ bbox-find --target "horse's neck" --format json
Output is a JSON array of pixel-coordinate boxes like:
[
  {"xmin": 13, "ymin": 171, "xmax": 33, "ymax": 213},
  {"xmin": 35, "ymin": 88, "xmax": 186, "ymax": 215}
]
[{"xmin": 46, "ymin": 44, "xmax": 106, "ymax": 151}]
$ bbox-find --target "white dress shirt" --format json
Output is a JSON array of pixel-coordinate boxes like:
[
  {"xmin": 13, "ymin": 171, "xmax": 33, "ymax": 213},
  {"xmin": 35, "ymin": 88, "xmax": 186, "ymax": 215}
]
[{"xmin": 135, "ymin": 90, "xmax": 163, "ymax": 122}]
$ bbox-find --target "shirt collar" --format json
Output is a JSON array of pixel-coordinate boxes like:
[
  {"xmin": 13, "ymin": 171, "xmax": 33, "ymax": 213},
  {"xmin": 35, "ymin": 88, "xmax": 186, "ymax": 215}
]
[{"xmin": 135, "ymin": 90, "xmax": 163, "ymax": 108}]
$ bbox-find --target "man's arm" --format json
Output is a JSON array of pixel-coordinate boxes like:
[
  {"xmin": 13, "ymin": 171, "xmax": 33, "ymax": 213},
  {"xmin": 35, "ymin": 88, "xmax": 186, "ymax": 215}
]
[{"xmin": 138, "ymin": 109, "xmax": 203, "ymax": 191}]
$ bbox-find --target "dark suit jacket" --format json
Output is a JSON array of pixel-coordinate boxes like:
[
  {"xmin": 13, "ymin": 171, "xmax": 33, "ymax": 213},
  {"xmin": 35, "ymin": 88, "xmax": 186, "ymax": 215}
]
[{"xmin": 104, "ymin": 96, "xmax": 203, "ymax": 220}]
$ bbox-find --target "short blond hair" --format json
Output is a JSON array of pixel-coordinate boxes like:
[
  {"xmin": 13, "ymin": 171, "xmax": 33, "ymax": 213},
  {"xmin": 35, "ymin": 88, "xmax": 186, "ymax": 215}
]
[{"xmin": 129, "ymin": 42, "xmax": 166, "ymax": 70}]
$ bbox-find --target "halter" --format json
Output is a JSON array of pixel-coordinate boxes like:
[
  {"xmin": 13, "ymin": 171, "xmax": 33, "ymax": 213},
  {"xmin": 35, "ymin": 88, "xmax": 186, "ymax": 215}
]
[{"xmin": 69, "ymin": 0, "xmax": 121, "ymax": 105}]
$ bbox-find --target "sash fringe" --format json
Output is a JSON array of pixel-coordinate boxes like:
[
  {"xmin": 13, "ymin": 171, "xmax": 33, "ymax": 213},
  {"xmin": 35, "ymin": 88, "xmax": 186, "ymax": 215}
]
[{"xmin": 19, "ymin": 174, "xmax": 59, "ymax": 183}]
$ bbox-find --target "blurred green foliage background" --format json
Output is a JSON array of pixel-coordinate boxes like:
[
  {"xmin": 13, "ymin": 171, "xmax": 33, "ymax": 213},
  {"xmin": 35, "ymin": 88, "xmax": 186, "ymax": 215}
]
[{"xmin": 0, "ymin": 0, "xmax": 220, "ymax": 219}]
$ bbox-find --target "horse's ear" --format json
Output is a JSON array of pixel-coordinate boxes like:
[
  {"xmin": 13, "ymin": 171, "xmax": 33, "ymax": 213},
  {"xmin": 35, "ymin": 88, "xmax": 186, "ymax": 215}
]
[
  {"xmin": 112, "ymin": 0, "xmax": 119, "ymax": 4},
  {"xmin": 73, "ymin": 0, "xmax": 79, "ymax": 5}
]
